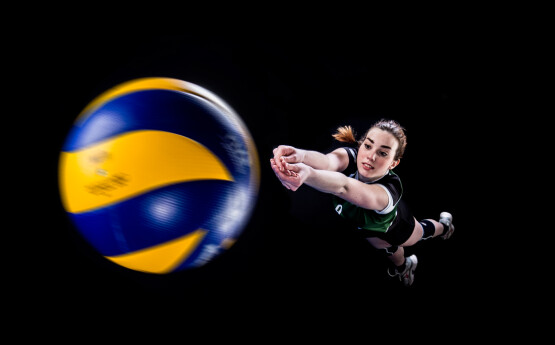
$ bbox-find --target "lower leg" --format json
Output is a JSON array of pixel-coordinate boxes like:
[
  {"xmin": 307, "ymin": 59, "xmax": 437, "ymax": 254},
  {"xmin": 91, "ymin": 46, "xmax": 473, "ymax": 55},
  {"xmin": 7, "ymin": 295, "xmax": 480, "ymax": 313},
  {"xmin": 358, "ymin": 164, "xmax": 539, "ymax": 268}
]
[
  {"xmin": 419, "ymin": 212, "xmax": 455, "ymax": 240},
  {"xmin": 419, "ymin": 219, "xmax": 446, "ymax": 239},
  {"xmin": 387, "ymin": 247, "xmax": 405, "ymax": 268},
  {"xmin": 367, "ymin": 237, "xmax": 417, "ymax": 286},
  {"xmin": 387, "ymin": 247, "xmax": 418, "ymax": 286},
  {"xmin": 366, "ymin": 237, "xmax": 407, "ymax": 269},
  {"xmin": 388, "ymin": 246, "xmax": 405, "ymax": 267}
]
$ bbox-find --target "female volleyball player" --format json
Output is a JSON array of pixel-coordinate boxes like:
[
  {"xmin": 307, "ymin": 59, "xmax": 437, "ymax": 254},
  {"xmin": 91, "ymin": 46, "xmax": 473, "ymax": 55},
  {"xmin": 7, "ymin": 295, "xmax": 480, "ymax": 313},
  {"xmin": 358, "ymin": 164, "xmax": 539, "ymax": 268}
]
[{"xmin": 270, "ymin": 119, "xmax": 454, "ymax": 286}]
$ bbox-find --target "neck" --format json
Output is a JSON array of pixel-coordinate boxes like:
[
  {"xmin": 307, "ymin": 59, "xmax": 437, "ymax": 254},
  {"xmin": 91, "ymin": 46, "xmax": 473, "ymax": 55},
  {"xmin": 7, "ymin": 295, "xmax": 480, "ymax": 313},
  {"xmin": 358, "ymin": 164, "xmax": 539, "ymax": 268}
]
[{"xmin": 357, "ymin": 170, "xmax": 389, "ymax": 183}]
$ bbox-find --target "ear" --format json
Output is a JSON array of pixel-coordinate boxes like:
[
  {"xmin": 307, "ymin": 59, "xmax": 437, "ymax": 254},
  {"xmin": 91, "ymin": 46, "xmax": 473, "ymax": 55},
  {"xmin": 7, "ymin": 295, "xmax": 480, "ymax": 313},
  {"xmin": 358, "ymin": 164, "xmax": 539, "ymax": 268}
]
[{"xmin": 389, "ymin": 159, "xmax": 400, "ymax": 170}]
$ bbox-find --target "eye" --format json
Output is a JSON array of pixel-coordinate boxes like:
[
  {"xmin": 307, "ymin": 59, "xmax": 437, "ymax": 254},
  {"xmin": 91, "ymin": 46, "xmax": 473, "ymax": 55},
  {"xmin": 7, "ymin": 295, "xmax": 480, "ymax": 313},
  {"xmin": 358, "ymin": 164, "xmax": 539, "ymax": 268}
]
[
  {"xmin": 379, "ymin": 151, "xmax": 388, "ymax": 157},
  {"xmin": 364, "ymin": 144, "xmax": 371, "ymax": 150}
]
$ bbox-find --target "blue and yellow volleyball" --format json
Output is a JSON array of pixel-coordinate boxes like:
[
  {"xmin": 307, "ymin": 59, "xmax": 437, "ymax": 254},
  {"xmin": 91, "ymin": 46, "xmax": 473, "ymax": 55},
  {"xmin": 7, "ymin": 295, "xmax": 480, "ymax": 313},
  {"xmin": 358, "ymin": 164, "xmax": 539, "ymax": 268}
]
[{"xmin": 59, "ymin": 77, "xmax": 260, "ymax": 274}]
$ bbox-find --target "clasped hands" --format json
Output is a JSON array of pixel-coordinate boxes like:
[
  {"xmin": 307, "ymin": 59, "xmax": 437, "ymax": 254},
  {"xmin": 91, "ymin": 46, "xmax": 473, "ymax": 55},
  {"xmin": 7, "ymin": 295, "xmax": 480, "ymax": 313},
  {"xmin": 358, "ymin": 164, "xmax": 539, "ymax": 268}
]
[{"xmin": 270, "ymin": 145, "xmax": 308, "ymax": 191}]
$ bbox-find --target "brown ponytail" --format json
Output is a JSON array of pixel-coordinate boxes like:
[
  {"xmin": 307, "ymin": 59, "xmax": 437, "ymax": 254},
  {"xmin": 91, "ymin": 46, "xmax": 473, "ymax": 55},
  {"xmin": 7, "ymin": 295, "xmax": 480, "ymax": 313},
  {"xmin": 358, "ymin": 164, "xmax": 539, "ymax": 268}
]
[{"xmin": 332, "ymin": 125, "xmax": 358, "ymax": 144}]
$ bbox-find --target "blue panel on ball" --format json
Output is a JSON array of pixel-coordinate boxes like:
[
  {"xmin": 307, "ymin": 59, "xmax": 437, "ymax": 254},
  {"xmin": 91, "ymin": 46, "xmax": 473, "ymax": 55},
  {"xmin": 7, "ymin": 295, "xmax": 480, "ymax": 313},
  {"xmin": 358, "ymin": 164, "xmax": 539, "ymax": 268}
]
[{"xmin": 70, "ymin": 180, "xmax": 235, "ymax": 257}]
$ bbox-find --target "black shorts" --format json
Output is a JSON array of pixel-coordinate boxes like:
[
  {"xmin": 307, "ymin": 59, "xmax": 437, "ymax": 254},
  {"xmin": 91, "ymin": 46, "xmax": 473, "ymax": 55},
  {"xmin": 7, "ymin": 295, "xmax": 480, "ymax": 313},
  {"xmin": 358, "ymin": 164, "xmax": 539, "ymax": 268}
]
[{"xmin": 353, "ymin": 199, "xmax": 416, "ymax": 246}]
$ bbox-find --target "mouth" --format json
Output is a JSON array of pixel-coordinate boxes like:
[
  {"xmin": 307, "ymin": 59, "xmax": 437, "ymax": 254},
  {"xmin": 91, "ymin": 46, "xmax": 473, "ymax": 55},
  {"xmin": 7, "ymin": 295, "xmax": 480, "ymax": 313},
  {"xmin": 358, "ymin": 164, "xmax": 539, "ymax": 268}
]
[{"xmin": 361, "ymin": 162, "xmax": 374, "ymax": 171}]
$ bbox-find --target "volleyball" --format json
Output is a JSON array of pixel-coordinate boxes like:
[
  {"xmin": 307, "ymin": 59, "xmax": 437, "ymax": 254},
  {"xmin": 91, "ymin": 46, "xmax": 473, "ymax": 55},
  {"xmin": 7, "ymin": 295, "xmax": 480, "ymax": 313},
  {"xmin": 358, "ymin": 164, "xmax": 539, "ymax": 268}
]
[{"xmin": 58, "ymin": 77, "xmax": 260, "ymax": 274}]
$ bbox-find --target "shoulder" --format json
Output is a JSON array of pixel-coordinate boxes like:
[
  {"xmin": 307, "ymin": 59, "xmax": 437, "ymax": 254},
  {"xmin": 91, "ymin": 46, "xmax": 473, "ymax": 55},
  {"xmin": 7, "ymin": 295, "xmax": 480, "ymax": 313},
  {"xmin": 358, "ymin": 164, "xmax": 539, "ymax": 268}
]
[
  {"xmin": 343, "ymin": 147, "xmax": 357, "ymax": 161},
  {"xmin": 327, "ymin": 147, "xmax": 356, "ymax": 173},
  {"xmin": 335, "ymin": 147, "xmax": 357, "ymax": 175},
  {"xmin": 375, "ymin": 170, "xmax": 403, "ymax": 202}
]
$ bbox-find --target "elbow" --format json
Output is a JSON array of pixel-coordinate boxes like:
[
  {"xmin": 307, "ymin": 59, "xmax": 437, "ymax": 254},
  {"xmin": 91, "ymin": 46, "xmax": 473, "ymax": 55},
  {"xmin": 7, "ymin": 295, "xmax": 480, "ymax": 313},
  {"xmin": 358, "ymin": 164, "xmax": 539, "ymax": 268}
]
[
  {"xmin": 332, "ymin": 175, "xmax": 351, "ymax": 196},
  {"xmin": 333, "ymin": 184, "xmax": 349, "ymax": 197}
]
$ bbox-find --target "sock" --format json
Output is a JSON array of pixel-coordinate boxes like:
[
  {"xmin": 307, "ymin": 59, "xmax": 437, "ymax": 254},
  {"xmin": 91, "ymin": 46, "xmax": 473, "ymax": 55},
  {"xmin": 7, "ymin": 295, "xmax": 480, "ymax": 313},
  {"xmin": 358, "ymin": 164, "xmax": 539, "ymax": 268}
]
[{"xmin": 396, "ymin": 258, "xmax": 406, "ymax": 273}]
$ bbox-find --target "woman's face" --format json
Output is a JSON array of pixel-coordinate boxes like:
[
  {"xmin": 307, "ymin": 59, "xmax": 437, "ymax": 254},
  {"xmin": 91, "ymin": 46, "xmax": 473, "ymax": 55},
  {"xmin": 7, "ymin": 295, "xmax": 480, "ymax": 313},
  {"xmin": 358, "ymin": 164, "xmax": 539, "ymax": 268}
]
[{"xmin": 357, "ymin": 128, "xmax": 400, "ymax": 182}]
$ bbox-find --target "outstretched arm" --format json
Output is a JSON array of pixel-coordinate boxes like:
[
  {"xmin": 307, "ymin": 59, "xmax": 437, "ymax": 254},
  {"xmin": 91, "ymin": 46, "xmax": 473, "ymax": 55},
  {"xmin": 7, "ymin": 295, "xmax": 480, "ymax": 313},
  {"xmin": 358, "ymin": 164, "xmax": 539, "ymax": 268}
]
[
  {"xmin": 270, "ymin": 160, "xmax": 389, "ymax": 212},
  {"xmin": 272, "ymin": 145, "xmax": 349, "ymax": 173}
]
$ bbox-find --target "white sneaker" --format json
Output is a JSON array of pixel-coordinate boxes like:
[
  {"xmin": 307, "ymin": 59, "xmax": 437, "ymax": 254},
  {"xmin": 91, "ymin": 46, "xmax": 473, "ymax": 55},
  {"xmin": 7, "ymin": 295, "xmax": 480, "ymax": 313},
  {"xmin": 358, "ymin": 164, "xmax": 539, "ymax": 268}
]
[
  {"xmin": 439, "ymin": 212, "xmax": 455, "ymax": 240},
  {"xmin": 388, "ymin": 254, "xmax": 418, "ymax": 287}
]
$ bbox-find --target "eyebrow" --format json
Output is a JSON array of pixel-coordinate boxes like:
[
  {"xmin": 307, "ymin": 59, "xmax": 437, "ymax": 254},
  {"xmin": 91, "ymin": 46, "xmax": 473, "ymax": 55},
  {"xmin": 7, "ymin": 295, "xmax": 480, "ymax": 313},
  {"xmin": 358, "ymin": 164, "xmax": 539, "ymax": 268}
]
[{"xmin": 366, "ymin": 137, "xmax": 392, "ymax": 150}]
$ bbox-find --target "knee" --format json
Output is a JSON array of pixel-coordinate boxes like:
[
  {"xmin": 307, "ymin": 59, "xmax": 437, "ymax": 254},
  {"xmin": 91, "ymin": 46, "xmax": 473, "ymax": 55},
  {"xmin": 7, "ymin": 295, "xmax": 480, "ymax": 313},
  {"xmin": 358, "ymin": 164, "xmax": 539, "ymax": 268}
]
[
  {"xmin": 381, "ymin": 245, "xmax": 399, "ymax": 256},
  {"xmin": 366, "ymin": 237, "xmax": 399, "ymax": 256},
  {"xmin": 419, "ymin": 220, "xmax": 436, "ymax": 240}
]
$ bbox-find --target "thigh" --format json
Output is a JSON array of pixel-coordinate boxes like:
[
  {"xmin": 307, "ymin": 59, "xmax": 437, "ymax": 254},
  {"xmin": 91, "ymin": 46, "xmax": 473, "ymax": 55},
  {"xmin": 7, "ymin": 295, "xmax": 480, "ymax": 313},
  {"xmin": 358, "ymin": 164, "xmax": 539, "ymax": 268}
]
[
  {"xmin": 399, "ymin": 218, "xmax": 424, "ymax": 247},
  {"xmin": 366, "ymin": 236, "xmax": 392, "ymax": 249}
]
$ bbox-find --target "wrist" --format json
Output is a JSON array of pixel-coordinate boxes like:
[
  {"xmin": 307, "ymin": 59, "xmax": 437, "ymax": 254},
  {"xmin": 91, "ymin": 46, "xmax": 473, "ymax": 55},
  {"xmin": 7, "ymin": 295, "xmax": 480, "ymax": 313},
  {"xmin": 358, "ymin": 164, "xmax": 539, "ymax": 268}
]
[
  {"xmin": 297, "ymin": 149, "xmax": 306, "ymax": 163},
  {"xmin": 304, "ymin": 164, "xmax": 315, "ymax": 182}
]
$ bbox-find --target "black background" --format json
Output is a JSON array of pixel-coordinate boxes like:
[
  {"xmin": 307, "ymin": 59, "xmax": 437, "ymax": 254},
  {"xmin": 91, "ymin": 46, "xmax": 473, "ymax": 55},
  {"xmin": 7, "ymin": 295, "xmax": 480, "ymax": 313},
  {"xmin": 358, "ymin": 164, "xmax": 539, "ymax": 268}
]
[{"xmin": 10, "ymin": 26, "xmax": 525, "ymax": 333}]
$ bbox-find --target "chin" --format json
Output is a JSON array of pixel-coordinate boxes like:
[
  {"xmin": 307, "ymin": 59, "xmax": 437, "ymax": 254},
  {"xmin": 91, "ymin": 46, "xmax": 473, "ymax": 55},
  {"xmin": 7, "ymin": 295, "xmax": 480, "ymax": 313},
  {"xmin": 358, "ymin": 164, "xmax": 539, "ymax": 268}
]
[{"xmin": 358, "ymin": 168, "xmax": 384, "ymax": 183}]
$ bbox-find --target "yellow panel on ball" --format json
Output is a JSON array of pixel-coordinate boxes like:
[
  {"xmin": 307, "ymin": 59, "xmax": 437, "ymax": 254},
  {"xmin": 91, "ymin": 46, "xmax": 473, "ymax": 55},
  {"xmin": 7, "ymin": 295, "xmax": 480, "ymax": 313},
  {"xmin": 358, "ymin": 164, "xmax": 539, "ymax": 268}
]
[{"xmin": 60, "ymin": 130, "xmax": 233, "ymax": 214}]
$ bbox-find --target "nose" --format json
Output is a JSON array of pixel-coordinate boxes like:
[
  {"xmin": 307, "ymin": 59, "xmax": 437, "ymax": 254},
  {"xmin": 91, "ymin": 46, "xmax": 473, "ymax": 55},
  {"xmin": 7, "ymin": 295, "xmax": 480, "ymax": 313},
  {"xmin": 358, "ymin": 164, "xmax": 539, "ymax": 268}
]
[{"xmin": 369, "ymin": 150, "xmax": 377, "ymax": 162}]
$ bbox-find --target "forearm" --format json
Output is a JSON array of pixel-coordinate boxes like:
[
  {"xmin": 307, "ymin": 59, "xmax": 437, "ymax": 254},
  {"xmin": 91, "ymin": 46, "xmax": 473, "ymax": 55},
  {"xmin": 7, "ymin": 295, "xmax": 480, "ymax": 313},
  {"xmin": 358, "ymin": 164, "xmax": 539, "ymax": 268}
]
[
  {"xmin": 299, "ymin": 149, "xmax": 334, "ymax": 170},
  {"xmin": 274, "ymin": 145, "xmax": 346, "ymax": 173},
  {"xmin": 274, "ymin": 159, "xmax": 387, "ymax": 211},
  {"xmin": 304, "ymin": 166, "xmax": 349, "ymax": 196},
  {"xmin": 303, "ymin": 166, "xmax": 386, "ymax": 211}
]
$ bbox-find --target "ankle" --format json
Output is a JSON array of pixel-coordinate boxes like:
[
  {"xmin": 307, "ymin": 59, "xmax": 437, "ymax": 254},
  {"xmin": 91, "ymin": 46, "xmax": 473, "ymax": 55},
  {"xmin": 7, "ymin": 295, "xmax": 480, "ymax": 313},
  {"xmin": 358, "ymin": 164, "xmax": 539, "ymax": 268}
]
[{"xmin": 395, "ymin": 258, "xmax": 406, "ymax": 273}]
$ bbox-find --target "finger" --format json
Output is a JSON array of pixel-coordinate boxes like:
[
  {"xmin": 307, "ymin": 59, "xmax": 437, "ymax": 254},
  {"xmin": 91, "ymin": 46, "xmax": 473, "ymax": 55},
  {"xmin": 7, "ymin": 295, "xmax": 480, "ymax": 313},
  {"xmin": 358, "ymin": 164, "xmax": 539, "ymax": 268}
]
[
  {"xmin": 283, "ymin": 162, "xmax": 297, "ymax": 172},
  {"xmin": 277, "ymin": 172, "xmax": 300, "ymax": 189},
  {"xmin": 271, "ymin": 160, "xmax": 293, "ymax": 180},
  {"xmin": 271, "ymin": 166, "xmax": 295, "ymax": 190},
  {"xmin": 273, "ymin": 145, "xmax": 294, "ymax": 171},
  {"xmin": 271, "ymin": 162, "xmax": 297, "ymax": 188},
  {"xmin": 270, "ymin": 160, "xmax": 281, "ymax": 175},
  {"xmin": 273, "ymin": 152, "xmax": 285, "ymax": 171},
  {"xmin": 270, "ymin": 158, "xmax": 281, "ymax": 173},
  {"xmin": 281, "ymin": 154, "xmax": 298, "ymax": 164},
  {"xmin": 284, "ymin": 163, "xmax": 301, "ymax": 178},
  {"xmin": 271, "ymin": 158, "xmax": 287, "ymax": 172}
]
